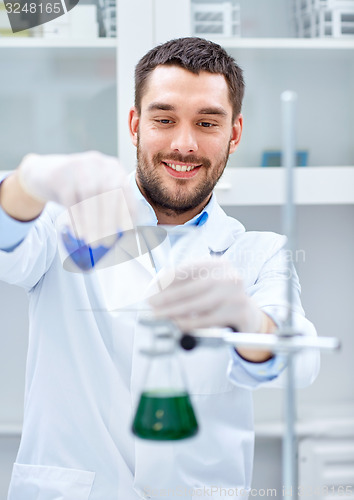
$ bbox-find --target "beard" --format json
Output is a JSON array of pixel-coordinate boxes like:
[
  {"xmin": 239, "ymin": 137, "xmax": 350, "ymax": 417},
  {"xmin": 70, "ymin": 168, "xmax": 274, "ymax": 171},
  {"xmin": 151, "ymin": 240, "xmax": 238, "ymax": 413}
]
[{"xmin": 136, "ymin": 137, "xmax": 230, "ymax": 216}]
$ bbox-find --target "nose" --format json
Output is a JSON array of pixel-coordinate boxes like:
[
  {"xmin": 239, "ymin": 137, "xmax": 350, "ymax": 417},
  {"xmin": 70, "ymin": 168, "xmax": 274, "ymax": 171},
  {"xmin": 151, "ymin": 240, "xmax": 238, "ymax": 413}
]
[{"xmin": 170, "ymin": 124, "xmax": 198, "ymax": 155}]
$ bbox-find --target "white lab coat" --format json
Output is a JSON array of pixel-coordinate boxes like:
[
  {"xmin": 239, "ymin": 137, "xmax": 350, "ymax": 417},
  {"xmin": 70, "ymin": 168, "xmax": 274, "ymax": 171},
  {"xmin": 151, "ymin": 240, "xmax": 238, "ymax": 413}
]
[{"xmin": 0, "ymin": 187, "xmax": 319, "ymax": 500}]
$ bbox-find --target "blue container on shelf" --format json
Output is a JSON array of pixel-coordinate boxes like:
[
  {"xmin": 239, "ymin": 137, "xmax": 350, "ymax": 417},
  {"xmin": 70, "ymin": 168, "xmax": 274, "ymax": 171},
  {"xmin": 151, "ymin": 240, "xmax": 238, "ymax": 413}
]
[{"xmin": 261, "ymin": 150, "xmax": 308, "ymax": 167}]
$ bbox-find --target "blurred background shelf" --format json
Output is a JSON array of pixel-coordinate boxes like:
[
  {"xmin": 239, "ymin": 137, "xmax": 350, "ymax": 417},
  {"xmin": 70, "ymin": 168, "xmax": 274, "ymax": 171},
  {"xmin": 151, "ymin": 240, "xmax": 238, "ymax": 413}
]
[
  {"xmin": 2, "ymin": 36, "xmax": 352, "ymax": 49},
  {"xmin": 0, "ymin": 37, "xmax": 117, "ymax": 47},
  {"xmin": 0, "ymin": 424, "xmax": 22, "ymax": 437},
  {"xmin": 2, "ymin": 415, "xmax": 353, "ymax": 438},
  {"xmin": 215, "ymin": 167, "xmax": 354, "ymax": 205},
  {"xmin": 210, "ymin": 36, "xmax": 354, "ymax": 49},
  {"xmin": 255, "ymin": 412, "xmax": 354, "ymax": 438}
]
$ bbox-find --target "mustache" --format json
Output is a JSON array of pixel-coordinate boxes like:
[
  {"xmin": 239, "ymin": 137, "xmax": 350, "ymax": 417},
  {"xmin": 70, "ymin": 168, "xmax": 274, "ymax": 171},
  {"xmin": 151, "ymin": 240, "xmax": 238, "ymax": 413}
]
[{"xmin": 153, "ymin": 152, "xmax": 211, "ymax": 169}]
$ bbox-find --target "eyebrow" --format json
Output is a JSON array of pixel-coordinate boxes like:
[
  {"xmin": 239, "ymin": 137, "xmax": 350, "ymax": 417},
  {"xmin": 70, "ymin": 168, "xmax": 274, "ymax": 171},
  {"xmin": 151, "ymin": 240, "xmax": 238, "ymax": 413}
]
[
  {"xmin": 197, "ymin": 107, "xmax": 228, "ymax": 117},
  {"xmin": 147, "ymin": 103, "xmax": 175, "ymax": 112},
  {"xmin": 147, "ymin": 102, "xmax": 228, "ymax": 117}
]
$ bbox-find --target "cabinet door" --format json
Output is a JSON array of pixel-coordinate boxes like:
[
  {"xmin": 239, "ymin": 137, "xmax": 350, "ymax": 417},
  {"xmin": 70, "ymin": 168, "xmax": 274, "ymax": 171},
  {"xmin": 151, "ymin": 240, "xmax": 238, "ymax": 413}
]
[
  {"xmin": 0, "ymin": 47, "xmax": 117, "ymax": 171},
  {"xmin": 299, "ymin": 438, "xmax": 354, "ymax": 499},
  {"xmin": 225, "ymin": 48, "xmax": 354, "ymax": 169}
]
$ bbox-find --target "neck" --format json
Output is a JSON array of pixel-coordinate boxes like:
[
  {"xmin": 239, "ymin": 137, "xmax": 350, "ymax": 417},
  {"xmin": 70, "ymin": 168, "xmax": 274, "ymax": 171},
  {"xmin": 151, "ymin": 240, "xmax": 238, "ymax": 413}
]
[{"xmin": 154, "ymin": 199, "xmax": 210, "ymax": 225}]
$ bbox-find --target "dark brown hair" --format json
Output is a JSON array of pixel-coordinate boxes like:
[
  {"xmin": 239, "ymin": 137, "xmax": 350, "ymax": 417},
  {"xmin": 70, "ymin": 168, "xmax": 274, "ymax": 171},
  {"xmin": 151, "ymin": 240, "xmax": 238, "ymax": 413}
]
[{"xmin": 134, "ymin": 37, "xmax": 245, "ymax": 121}]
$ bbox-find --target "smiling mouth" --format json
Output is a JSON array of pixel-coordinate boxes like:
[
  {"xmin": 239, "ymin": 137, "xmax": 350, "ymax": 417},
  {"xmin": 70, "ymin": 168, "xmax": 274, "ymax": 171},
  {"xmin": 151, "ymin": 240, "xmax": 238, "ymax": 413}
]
[{"xmin": 163, "ymin": 161, "xmax": 202, "ymax": 172}]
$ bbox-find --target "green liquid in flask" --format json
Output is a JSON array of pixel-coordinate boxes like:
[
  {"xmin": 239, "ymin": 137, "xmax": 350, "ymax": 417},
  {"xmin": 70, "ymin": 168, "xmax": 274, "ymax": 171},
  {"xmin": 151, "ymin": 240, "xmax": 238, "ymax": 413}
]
[{"xmin": 132, "ymin": 390, "xmax": 198, "ymax": 441}]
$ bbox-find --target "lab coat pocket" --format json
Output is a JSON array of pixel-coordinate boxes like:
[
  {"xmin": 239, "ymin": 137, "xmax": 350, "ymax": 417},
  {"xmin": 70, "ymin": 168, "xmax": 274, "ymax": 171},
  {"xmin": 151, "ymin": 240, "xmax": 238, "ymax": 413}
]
[{"xmin": 8, "ymin": 463, "xmax": 95, "ymax": 500}]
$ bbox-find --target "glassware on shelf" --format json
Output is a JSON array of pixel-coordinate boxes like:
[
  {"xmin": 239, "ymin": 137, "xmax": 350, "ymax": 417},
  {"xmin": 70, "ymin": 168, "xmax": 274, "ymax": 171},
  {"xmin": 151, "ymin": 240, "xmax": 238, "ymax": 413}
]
[
  {"xmin": 98, "ymin": 0, "xmax": 116, "ymax": 37},
  {"xmin": 41, "ymin": 4, "xmax": 99, "ymax": 39},
  {"xmin": 191, "ymin": 0, "xmax": 241, "ymax": 38},
  {"xmin": 293, "ymin": 0, "xmax": 354, "ymax": 37}
]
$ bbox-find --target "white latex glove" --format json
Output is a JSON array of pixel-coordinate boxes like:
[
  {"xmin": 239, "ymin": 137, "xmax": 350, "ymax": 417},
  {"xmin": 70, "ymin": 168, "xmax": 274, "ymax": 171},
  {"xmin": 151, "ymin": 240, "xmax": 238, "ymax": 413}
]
[
  {"xmin": 17, "ymin": 151, "xmax": 135, "ymax": 244},
  {"xmin": 149, "ymin": 259, "xmax": 264, "ymax": 333}
]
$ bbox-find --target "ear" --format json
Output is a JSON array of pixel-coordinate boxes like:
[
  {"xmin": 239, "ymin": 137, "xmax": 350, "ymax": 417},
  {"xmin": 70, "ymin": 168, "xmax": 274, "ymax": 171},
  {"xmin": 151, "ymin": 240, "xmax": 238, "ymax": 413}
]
[
  {"xmin": 128, "ymin": 106, "xmax": 140, "ymax": 147},
  {"xmin": 229, "ymin": 114, "xmax": 243, "ymax": 155}
]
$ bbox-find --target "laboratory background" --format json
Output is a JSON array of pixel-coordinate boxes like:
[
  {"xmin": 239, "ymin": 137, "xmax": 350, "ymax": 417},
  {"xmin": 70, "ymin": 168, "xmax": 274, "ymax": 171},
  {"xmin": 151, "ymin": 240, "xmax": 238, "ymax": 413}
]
[{"xmin": 0, "ymin": 0, "xmax": 354, "ymax": 497}]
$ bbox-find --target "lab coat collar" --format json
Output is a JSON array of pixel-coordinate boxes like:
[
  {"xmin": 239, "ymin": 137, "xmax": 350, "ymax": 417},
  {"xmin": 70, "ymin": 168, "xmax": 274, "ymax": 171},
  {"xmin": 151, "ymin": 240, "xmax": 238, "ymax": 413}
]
[{"xmin": 202, "ymin": 195, "xmax": 245, "ymax": 253}]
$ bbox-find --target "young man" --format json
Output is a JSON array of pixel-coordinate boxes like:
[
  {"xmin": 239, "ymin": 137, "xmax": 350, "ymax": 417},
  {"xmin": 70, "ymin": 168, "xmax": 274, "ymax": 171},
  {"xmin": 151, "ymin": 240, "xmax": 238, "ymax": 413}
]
[{"xmin": 0, "ymin": 38, "xmax": 319, "ymax": 499}]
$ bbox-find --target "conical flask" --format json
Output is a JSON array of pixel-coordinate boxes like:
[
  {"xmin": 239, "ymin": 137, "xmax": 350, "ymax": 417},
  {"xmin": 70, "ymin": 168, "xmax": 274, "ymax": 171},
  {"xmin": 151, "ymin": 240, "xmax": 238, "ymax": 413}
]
[{"xmin": 132, "ymin": 326, "xmax": 198, "ymax": 441}]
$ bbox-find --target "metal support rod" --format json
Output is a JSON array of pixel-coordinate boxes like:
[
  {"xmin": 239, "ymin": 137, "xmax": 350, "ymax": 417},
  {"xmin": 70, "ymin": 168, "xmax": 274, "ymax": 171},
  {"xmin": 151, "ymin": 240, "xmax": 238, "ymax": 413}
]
[
  {"xmin": 282, "ymin": 90, "xmax": 297, "ymax": 331},
  {"xmin": 281, "ymin": 90, "xmax": 298, "ymax": 500},
  {"xmin": 283, "ymin": 353, "xmax": 297, "ymax": 499},
  {"xmin": 182, "ymin": 329, "xmax": 340, "ymax": 352},
  {"xmin": 139, "ymin": 319, "xmax": 341, "ymax": 353}
]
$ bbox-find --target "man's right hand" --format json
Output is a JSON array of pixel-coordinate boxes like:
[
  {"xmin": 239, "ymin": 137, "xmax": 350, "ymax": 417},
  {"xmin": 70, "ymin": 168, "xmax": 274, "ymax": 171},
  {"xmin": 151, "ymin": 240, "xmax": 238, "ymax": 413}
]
[
  {"xmin": 1, "ymin": 151, "xmax": 135, "ymax": 244},
  {"xmin": 18, "ymin": 151, "xmax": 128, "ymax": 207}
]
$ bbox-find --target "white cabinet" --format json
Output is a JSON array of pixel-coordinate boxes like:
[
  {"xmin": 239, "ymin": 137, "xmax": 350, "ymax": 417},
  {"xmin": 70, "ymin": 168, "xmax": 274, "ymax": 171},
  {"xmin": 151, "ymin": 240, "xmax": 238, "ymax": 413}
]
[
  {"xmin": 223, "ymin": 40, "xmax": 354, "ymax": 171},
  {"xmin": 205, "ymin": 1, "xmax": 354, "ymax": 207},
  {"xmin": 299, "ymin": 436, "xmax": 354, "ymax": 499},
  {"xmin": 0, "ymin": 45, "xmax": 118, "ymax": 169},
  {"xmin": 1, "ymin": 0, "xmax": 353, "ymax": 206},
  {"xmin": 0, "ymin": 0, "xmax": 193, "ymax": 170}
]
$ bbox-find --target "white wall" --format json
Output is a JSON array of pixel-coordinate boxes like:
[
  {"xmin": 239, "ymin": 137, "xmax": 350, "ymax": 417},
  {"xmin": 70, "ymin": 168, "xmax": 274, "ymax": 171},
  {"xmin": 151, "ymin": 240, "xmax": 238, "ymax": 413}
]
[
  {"xmin": 0, "ymin": 284, "xmax": 28, "ymax": 498},
  {"xmin": 0, "ymin": 436, "xmax": 21, "ymax": 498},
  {"xmin": 0, "ymin": 284, "xmax": 28, "ymax": 425},
  {"xmin": 223, "ymin": 205, "xmax": 354, "ymax": 423},
  {"xmin": 223, "ymin": 204, "xmax": 354, "ymax": 495}
]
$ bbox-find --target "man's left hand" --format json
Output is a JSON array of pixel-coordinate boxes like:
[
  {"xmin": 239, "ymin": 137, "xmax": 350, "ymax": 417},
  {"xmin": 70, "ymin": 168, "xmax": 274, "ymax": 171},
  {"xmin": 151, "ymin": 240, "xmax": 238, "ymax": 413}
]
[{"xmin": 149, "ymin": 259, "xmax": 264, "ymax": 334}]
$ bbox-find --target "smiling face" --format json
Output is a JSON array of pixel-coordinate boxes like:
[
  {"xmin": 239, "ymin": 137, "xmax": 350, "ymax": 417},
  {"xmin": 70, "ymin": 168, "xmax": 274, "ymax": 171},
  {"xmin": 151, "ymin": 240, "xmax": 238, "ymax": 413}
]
[{"xmin": 129, "ymin": 65, "xmax": 243, "ymax": 224}]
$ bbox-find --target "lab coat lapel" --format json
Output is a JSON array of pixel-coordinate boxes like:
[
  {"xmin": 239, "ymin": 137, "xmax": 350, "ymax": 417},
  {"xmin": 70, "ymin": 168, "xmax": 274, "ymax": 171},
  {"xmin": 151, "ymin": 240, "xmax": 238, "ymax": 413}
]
[{"xmin": 202, "ymin": 197, "xmax": 245, "ymax": 255}]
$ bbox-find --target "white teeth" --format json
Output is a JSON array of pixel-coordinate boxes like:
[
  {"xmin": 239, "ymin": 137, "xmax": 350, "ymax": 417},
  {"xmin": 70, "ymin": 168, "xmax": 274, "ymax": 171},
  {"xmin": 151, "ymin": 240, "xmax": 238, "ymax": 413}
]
[{"xmin": 166, "ymin": 162, "xmax": 197, "ymax": 172}]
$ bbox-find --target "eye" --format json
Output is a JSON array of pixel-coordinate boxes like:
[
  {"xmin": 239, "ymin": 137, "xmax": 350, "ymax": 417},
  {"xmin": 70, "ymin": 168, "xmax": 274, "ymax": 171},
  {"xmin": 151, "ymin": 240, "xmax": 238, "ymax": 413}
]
[
  {"xmin": 156, "ymin": 119, "xmax": 173, "ymax": 124},
  {"xmin": 197, "ymin": 121, "xmax": 214, "ymax": 128}
]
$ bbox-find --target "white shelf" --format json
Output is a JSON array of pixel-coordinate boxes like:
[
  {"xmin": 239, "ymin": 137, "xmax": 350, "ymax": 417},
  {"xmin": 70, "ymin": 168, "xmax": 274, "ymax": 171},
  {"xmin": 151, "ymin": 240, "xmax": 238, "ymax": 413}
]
[
  {"xmin": 1, "ymin": 421, "xmax": 354, "ymax": 438},
  {"xmin": 0, "ymin": 37, "xmax": 117, "ymax": 48},
  {"xmin": 0, "ymin": 423, "xmax": 22, "ymax": 436},
  {"xmin": 209, "ymin": 37, "xmax": 354, "ymax": 50},
  {"xmin": 2, "ymin": 417, "xmax": 353, "ymax": 438},
  {"xmin": 255, "ymin": 417, "xmax": 354, "ymax": 439},
  {"xmin": 215, "ymin": 167, "xmax": 354, "ymax": 206},
  {"xmin": 1, "ymin": 37, "xmax": 353, "ymax": 50}
]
